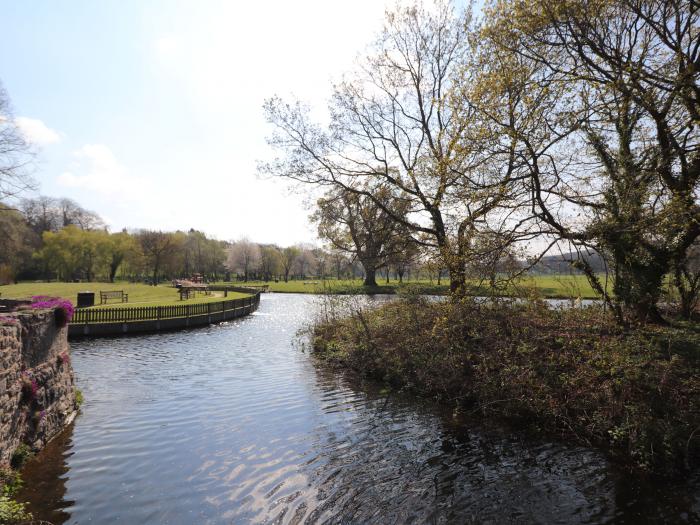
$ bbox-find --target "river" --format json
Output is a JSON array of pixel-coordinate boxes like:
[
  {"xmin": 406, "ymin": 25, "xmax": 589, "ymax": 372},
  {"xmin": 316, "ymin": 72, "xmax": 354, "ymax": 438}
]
[{"xmin": 19, "ymin": 294, "xmax": 700, "ymax": 524}]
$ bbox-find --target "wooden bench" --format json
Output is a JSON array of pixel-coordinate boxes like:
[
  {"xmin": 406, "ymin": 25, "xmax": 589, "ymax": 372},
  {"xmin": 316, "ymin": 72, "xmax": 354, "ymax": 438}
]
[{"xmin": 100, "ymin": 290, "xmax": 129, "ymax": 304}]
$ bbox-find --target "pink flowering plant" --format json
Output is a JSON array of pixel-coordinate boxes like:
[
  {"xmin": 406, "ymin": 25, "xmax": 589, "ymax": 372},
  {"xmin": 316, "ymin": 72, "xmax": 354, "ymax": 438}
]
[
  {"xmin": 30, "ymin": 296, "xmax": 75, "ymax": 328},
  {"xmin": 0, "ymin": 315, "xmax": 19, "ymax": 326}
]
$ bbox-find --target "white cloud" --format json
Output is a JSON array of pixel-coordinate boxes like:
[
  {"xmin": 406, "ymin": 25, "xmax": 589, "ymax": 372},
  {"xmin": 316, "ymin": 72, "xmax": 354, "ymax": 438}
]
[
  {"xmin": 15, "ymin": 116, "xmax": 61, "ymax": 145},
  {"xmin": 58, "ymin": 144, "xmax": 150, "ymax": 200}
]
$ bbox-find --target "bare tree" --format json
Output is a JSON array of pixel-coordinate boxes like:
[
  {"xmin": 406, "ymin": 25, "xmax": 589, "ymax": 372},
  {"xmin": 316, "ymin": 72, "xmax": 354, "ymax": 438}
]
[
  {"xmin": 21, "ymin": 196, "xmax": 104, "ymax": 234},
  {"xmin": 329, "ymin": 249, "xmax": 350, "ymax": 280},
  {"xmin": 227, "ymin": 238, "xmax": 261, "ymax": 282},
  {"xmin": 263, "ymin": 1, "xmax": 528, "ymax": 295},
  {"xmin": 293, "ymin": 245, "xmax": 316, "ymax": 280},
  {"xmin": 0, "ymin": 82, "xmax": 34, "ymax": 202}
]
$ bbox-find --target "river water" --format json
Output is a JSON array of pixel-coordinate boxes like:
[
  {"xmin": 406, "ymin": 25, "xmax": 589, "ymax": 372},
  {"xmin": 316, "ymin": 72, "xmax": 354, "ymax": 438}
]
[{"xmin": 19, "ymin": 294, "xmax": 700, "ymax": 524}]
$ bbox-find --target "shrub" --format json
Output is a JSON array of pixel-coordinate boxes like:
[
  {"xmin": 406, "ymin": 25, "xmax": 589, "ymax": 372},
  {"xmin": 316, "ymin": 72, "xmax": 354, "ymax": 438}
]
[
  {"xmin": 74, "ymin": 388, "xmax": 84, "ymax": 407},
  {"xmin": 0, "ymin": 468, "xmax": 22, "ymax": 497},
  {"xmin": 0, "ymin": 495, "xmax": 32, "ymax": 524},
  {"xmin": 9, "ymin": 445, "xmax": 33, "ymax": 470},
  {"xmin": 312, "ymin": 297, "xmax": 700, "ymax": 476}
]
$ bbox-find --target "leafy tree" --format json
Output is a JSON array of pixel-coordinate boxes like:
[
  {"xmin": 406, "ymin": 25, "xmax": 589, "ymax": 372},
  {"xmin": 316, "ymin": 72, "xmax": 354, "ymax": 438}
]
[
  {"xmin": 312, "ymin": 185, "xmax": 410, "ymax": 286},
  {"xmin": 105, "ymin": 231, "xmax": 139, "ymax": 283},
  {"xmin": 137, "ymin": 230, "xmax": 180, "ymax": 285},
  {"xmin": 280, "ymin": 246, "xmax": 300, "ymax": 282},
  {"xmin": 0, "ymin": 203, "xmax": 35, "ymax": 283},
  {"xmin": 258, "ymin": 245, "xmax": 282, "ymax": 281},
  {"xmin": 479, "ymin": 0, "xmax": 700, "ymax": 323},
  {"xmin": 37, "ymin": 226, "xmax": 110, "ymax": 281}
]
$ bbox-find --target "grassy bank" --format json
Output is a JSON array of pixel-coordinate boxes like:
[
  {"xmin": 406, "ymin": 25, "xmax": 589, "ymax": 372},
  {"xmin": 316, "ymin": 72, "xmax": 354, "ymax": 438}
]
[
  {"xmin": 216, "ymin": 273, "xmax": 602, "ymax": 298},
  {"xmin": 312, "ymin": 296, "xmax": 700, "ymax": 476},
  {"xmin": 0, "ymin": 282, "xmax": 248, "ymax": 309}
]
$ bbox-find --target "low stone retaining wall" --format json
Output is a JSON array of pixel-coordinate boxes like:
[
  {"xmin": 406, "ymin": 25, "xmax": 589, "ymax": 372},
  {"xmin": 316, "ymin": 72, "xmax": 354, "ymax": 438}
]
[
  {"xmin": 0, "ymin": 307, "xmax": 78, "ymax": 465},
  {"xmin": 68, "ymin": 292, "xmax": 261, "ymax": 338}
]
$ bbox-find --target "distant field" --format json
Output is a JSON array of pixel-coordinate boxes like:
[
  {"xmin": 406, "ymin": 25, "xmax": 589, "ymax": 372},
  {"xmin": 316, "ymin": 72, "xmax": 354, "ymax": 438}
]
[
  {"xmin": 0, "ymin": 282, "xmax": 248, "ymax": 309},
  {"xmin": 516, "ymin": 274, "xmax": 604, "ymax": 299},
  {"xmin": 217, "ymin": 274, "xmax": 605, "ymax": 299},
  {"xmin": 0, "ymin": 275, "xmax": 606, "ymax": 308}
]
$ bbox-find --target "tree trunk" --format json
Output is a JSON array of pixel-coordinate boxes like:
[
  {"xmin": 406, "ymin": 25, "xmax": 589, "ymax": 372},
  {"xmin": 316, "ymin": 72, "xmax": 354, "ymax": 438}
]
[
  {"xmin": 363, "ymin": 266, "xmax": 377, "ymax": 287},
  {"xmin": 610, "ymin": 247, "xmax": 667, "ymax": 324},
  {"xmin": 448, "ymin": 263, "xmax": 466, "ymax": 296},
  {"xmin": 109, "ymin": 262, "xmax": 118, "ymax": 283}
]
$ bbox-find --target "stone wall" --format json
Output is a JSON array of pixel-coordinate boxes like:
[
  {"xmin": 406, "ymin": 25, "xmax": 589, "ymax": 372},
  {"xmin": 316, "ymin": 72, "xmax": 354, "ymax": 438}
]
[{"xmin": 0, "ymin": 307, "xmax": 78, "ymax": 465}]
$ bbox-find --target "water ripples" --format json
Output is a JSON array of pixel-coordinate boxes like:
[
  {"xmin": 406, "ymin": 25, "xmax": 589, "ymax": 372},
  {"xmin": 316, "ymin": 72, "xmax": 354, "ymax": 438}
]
[{"xmin": 19, "ymin": 294, "xmax": 700, "ymax": 524}]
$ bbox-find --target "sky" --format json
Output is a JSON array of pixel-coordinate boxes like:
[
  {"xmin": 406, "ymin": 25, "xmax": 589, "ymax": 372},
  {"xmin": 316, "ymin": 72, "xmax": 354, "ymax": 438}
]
[{"xmin": 0, "ymin": 0, "xmax": 406, "ymax": 245}]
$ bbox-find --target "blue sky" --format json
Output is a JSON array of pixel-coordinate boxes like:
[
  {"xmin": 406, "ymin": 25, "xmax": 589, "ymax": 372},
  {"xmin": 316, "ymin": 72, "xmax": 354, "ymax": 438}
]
[{"xmin": 0, "ymin": 0, "xmax": 401, "ymax": 244}]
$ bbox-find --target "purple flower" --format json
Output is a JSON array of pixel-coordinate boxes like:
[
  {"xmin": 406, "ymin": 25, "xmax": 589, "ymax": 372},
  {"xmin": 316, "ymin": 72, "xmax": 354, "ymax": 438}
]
[{"xmin": 30, "ymin": 297, "xmax": 75, "ymax": 327}]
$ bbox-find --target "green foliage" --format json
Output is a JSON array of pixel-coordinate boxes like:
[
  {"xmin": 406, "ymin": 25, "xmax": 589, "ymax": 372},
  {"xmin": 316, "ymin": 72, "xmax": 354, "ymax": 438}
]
[
  {"xmin": 9, "ymin": 445, "xmax": 33, "ymax": 470},
  {"xmin": 0, "ymin": 469, "xmax": 22, "ymax": 497},
  {"xmin": 74, "ymin": 388, "xmax": 84, "ymax": 407},
  {"xmin": 0, "ymin": 204, "xmax": 36, "ymax": 285},
  {"xmin": 313, "ymin": 297, "xmax": 700, "ymax": 476},
  {"xmin": 0, "ymin": 495, "xmax": 32, "ymax": 524},
  {"xmin": 0, "ymin": 466, "xmax": 30, "ymax": 524}
]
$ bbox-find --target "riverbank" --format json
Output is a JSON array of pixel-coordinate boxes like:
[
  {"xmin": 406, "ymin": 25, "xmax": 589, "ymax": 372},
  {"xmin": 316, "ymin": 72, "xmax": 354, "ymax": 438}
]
[
  {"xmin": 215, "ymin": 274, "xmax": 604, "ymax": 298},
  {"xmin": 311, "ymin": 296, "xmax": 700, "ymax": 477}
]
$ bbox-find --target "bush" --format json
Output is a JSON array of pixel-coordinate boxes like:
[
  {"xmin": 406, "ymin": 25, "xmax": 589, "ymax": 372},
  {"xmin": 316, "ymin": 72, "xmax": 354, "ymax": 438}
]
[
  {"xmin": 0, "ymin": 468, "xmax": 22, "ymax": 497},
  {"xmin": 74, "ymin": 388, "xmax": 84, "ymax": 407},
  {"xmin": 10, "ymin": 445, "xmax": 33, "ymax": 470},
  {"xmin": 0, "ymin": 495, "xmax": 32, "ymax": 524},
  {"xmin": 312, "ymin": 297, "xmax": 700, "ymax": 476}
]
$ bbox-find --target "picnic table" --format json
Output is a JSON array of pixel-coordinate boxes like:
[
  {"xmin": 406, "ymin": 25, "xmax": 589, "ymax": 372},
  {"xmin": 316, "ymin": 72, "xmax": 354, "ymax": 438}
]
[{"xmin": 179, "ymin": 284, "xmax": 211, "ymax": 300}]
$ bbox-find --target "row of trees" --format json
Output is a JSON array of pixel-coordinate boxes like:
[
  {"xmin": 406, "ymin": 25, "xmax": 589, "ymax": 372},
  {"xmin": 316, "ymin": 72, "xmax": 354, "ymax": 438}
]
[
  {"xmin": 0, "ymin": 194, "xmax": 444, "ymax": 285},
  {"xmin": 263, "ymin": 0, "xmax": 699, "ymax": 324},
  {"xmin": 0, "ymin": 194, "xmax": 230, "ymax": 284},
  {"xmin": 226, "ymin": 237, "xmax": 440, "ymax": 284}
]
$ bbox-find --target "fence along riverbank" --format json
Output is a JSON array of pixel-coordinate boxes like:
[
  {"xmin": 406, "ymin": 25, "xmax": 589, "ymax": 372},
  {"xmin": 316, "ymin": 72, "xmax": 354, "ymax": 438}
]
[{"xmin": 68, "ymin": 289, "xmax": 261, "ymax": 338}]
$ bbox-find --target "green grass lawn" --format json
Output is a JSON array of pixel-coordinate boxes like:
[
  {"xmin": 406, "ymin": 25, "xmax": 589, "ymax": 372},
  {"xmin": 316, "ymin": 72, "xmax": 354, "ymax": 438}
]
[
  {"xmin": 516, "ymin": 274, "xmax": 605, "ymax": 299},
  {"xmin": 215, "ymin": 274, "xmax": 605, "ymax": 299},
  {"xmin": 0, "ymin": 274, "xmax": 605, "ymax": 308},
  {"xmin": 0, "ymin": 282, "xmax": 248, "ymax": 309}
]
